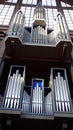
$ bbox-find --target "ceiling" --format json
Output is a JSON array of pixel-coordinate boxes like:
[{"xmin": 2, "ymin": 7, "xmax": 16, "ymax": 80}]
[
  {"xmin": 1, "ymin": 0, "xmax": 73, "ymax": 6},
  {"xmin": 61, "ymin": 0, "xmax": 73, "ymax": 5}
]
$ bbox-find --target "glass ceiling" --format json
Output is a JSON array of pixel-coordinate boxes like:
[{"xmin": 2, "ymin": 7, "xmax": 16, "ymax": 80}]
[
  {"xmin": 5, "ymin": 0, "xmax": 18, "ymax": 3},
  {"xmin": 0, "ymin": 0, "xmax": 73, "ymax": 31}
]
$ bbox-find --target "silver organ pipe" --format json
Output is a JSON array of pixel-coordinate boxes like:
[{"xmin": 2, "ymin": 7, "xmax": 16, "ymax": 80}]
[
  {"xmin": 39, "ymin": 86, "xmax": 42, "ymax": 113},
  {"xmin": 54, "ymin": 72, "xmax": 71, "ymax": 112},
  {"xmin": 37, "ymin": 26, "xmax": 40, "ymax": 43},
  {"xmin": 62, "ymin": 15, "xmax": 70, "ymax": 39},
  {"xmin": 32, "ymin": 87, "xmax": 36, "ymax": 113},
  {"xmin": 6, "ymin": 74, "xmax": 15, "ymax": 109},
  {"xmin": 40, "ymin": 26, "xmax": 42, "ymax": 44},
  {"xmin": 33, "ymin": 28, "xmax": 35, "ymax": 43},
  {"xmin": 18, "ymin": 13, "xmax": 25, "ymax": 40},
  {"xmin": 9, "ymin": 10, "xmax": 20, "ymax": 35},
  {"xmin": 54, "ymin": 19, "xmax": 58, "ymax": 41},
  {"xmin": 10, "ymin": 70, "xmax": 19, "ymax": 109},
  {"xmin": 36, "ymin": 27, "xmax": 38, "ymax": 43},
  {"xmin": 61, "ymin": 77, "xmax": 68, "ymax": 111},
  {"xmin": 10, "ymin": 12, "xmax": 18, "ymax": 35},
  {"xmin": 54, "ymin": 15, "xmax": 61, "ymax": 42},
  {"xmin": 58, "ymin": 14, "xmax": 65, "ymax": 39},
  {"xmin": 64, "ymin": 80, "xmax": 71, "ymax": 111},
  {"xmin": 57, "ymin": 73, "xmax": 65, "ymax": 111},
  {"xmin": 38, "ymin": 7, "xmax": 40, "ymax": 19},
  {"xmin": 15, "ymin": 74, "xmax": 22, "ymax": 109},
  {"xmin": 54, "ymin": 79, "xmax": 59, "ymax": 111},
  {"xmin": 40, "ymin": 7, "xmax": 42, "ymax": 19},
  {"xmin": 43, "ymin": 27, "xmax": 45, "ymax": 44},
  {"xmin": 57, "ymin": 15, "xmax": 63, "ymax": 39},
  {"xmin": 55, "ymin": 76, "xmax": 61, "ymax": 111},
  {"xmin": 44, "ymin": 28, "xmax": 47, "ymax": 44},
  {"xmin": 36, "ymin": 9, "xmax": 38, "ymax": 19},
  {"xmin": 14, "ymin": 74, "xmax": 21, "ymax": 109},
  {"xmin": 4, "ymin": 76, "xmax": 13, "ymax": 108},
  {"xmin": 14, "ymin": 11, "xmax": 21, "ymax": 35}
]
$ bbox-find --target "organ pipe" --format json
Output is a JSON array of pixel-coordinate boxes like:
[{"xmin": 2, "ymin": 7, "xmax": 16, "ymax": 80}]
[{"xmin": 3, "ymin": 64, "xmax": 72, "ymax": 116}]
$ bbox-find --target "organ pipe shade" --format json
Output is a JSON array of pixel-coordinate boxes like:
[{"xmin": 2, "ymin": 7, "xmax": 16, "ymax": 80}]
[
  {"xmin": 45, "ymin": 91, "xmax": 53, "ymax": 113},
  {"xmin": 33, "ymin": 2, "xmax": 46, "ymax": 26},
  {"xmin": 8, "ymin": 10, "xmax": 25, "ymax": 41},
  {"xmin": 3, "ymin": 66, "xmax": 26, "ymax": 110},
  {"xmin": 54, "ymin": 12, "xmax": 70, "ymax": 42},
  {"xmin": 53, "ymin": 71, "xmax": 71, "ymax": 112},
  {"xmin": 22, "ymin": 90, "xmax": 30, "ymax": 113},
  {"xmin": 4, "ymin": 70, "xmax": 23, "ymax": 109}
]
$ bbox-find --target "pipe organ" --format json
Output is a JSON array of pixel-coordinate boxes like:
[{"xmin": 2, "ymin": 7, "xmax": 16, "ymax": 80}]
[
  {"xmin": 8, "ymin": 10, "xmax": 25, "ymax": 42},
  {"xmin": 1, "ymin": 2, "xmax": 73, "ymax": 120},
  {"xmin": 54, "ymin": 13, "xmax": 70, "ymax": 43},
  {"xmin": 2, "ymin": 65, "xmax": 72, "ymax": 117},
  {"xmin": 5, "ymin": 3, "xmax": 72, "ymax": 62},
  {"xmin": 0, "ymin": 1, "xmax": 73, "ymax": 129}
]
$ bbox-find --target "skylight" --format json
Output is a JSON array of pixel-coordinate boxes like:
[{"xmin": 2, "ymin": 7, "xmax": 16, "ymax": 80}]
[
  {"xmin": 63, "ymin": 9, "xmax": 73, "ymax": 30},
  {"xmin": 61, "ymin": 1, "xmax": 72, "ymax": 7},
  {"xmin": 42, "ymin": 0, "xmax": 56, "ymax": 6},
  {"xmin": 0, "ymin": 5, "xmax": 15, "ymax": 25},
  {"xmin": 5, "ymin": 0, "xmax": 18, "ymax": 3},
  {"xmin": 22, "ymin": 0, "xmax": 37, "ymax": 5}
]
